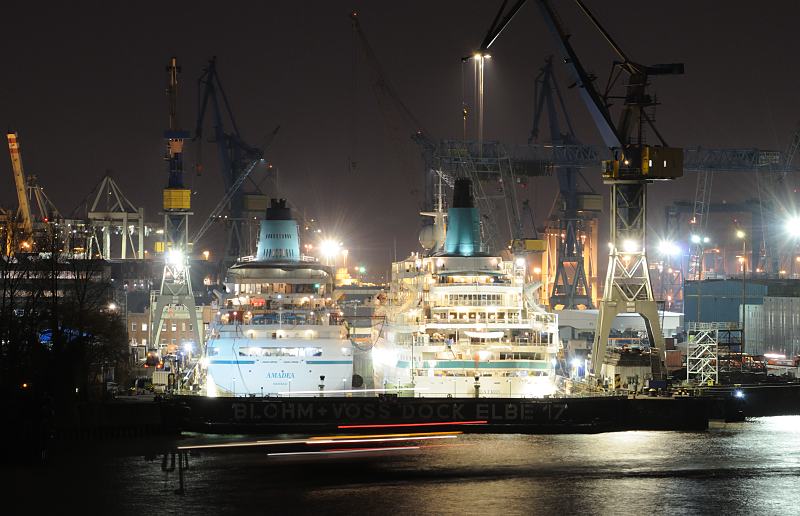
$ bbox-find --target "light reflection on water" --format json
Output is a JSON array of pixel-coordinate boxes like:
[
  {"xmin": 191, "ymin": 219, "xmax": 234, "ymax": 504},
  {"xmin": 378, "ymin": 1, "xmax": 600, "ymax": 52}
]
[{"xmin": 10, "ymin": 416, "xmax": 800, "ymax": 515}]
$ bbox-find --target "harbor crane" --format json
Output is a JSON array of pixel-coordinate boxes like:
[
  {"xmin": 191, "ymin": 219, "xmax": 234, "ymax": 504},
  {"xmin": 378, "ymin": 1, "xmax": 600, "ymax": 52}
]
[
  {"xmin": 151, "ymin": 57, "xmax": 203, "ymax": 356},
  {"xmin": 7, "ymin": 132, "xmax": 33, "ymax": 242},
  {"xmin": 5, "ymin": 132, "xmax": 64, "ymax": 252},
  {"xmin": 195, "ymin": 57, "xmax": 275, "ymax": 268},
  {"xmin": 475, "ymin": 0, "xmax": 685, "ymax": 378},
  {"xmin": 529, "ymin": 56, "xmax": 596, "ymax": 309}
]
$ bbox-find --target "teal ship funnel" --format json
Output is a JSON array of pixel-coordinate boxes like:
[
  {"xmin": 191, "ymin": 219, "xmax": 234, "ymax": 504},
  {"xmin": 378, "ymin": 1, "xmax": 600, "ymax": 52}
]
[
  {"xmin": 444, "ymin": 179, "xmax": 483, "ymax": 256},
  {"xmin": 255, "ymin": 199, "xmax": 300, "ymax": 262}
]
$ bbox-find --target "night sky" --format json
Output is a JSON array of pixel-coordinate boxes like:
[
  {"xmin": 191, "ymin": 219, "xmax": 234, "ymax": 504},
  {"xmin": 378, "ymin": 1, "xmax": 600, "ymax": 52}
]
[{"xmin": 2, "ymin": 1, "xmax": 800, "ymax": 279}]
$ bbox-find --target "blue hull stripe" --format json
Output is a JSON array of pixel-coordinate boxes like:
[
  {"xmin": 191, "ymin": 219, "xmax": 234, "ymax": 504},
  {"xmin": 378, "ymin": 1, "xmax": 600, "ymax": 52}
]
[{"xmin": 210, "ymin": 360, "xmax": 256, "ymax": 365}]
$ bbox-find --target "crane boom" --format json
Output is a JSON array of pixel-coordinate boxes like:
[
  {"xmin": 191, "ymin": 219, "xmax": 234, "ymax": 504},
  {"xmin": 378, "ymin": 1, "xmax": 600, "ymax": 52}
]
[{"xmin": 6, "ymin": 132, "xmax": 33, "ymax": 236}]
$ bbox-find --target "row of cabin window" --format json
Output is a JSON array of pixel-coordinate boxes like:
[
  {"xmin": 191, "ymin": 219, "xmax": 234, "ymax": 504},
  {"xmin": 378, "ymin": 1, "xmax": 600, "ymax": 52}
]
[
  {"xmin": 131, "ymin": 322, "xmax": 193, "ymax": 332},
  {"xmin": 443, "ymin": 294, "xmax": 504, "ymax": 306},
  {"xmin": 233, "ymin": 283, "xmax": 319, "ymax": 295},
  {"xmin": 237, "ymin": 347, "xmax": 324, "ymax": 357}
]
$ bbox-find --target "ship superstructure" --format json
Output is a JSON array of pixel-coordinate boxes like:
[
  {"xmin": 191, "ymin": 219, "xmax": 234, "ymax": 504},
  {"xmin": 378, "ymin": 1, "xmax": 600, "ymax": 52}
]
[
  {"xmin": 375, "ymin": 179, "xmax": 561, "ymax": 397},
  {"xmin": 203, "ymin": 199, "xmax": 353, "ymax": 396}
]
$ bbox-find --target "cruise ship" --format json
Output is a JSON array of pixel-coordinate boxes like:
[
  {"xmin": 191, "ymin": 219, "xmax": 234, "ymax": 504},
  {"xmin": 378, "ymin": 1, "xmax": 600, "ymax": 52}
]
[
  {"xmin": 373, "ymin": 178, "xmax": 561, "ymax": 398},
  {"xmin": 202, "ymin": 199, "xmax": 353, "ymax": 397}
]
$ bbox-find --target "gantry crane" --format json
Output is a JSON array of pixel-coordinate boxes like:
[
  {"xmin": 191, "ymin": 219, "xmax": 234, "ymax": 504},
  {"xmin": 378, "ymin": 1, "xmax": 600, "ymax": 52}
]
[{"xmin": 474, "ymin": 0, "xmax": 685, "ymax": 378}]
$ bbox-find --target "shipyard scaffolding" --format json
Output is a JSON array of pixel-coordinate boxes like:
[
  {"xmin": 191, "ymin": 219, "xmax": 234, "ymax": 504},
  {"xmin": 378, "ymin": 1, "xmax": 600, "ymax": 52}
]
[{"xmin": 686, "ymin": 323, "xmax": 719, "ymax": 385}]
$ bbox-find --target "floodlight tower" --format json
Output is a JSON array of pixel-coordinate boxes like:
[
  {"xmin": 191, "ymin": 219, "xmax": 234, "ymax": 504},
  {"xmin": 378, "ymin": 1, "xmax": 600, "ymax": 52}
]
[{"xmin": 151, "ymin": 57, "xmax": 202, "ymax": 357}]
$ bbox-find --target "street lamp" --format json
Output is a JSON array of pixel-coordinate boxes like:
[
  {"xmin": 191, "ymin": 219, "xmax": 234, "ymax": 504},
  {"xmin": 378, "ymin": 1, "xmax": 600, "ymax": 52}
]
[
  {"xmin": 690, "ymin": 235, "xmax": 710, "ymax": 324},
  {"xmin": 736, "ymin": 229, "xmax": 747, "ymax": 358}
]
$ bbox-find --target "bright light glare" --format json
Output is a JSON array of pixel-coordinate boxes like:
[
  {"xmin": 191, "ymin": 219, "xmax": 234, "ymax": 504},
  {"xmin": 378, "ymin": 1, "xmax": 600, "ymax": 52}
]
[
  {"xmin": 786, "ymin": 217, "xmax": 800, "ymax": 237},
  {"xmin": 515, "ymin": 257, "xmax": 526, "ymax": 267},
  {"xmin": 319, "ymin": 239, "xmax": 341, "ymax": 258},
  {"xmin": 621, "ymin": 239, "xmax": 638, "ymax": 253},
  {"xmin": 736, "ymin": 230, "xmax": 745, "ymax": 239},
  {"xmin": 734, "ymin": 389, "xmax": 745, "ymax": 399},
  {"xmin": 571, "ymin": 358, "xmax": 582, "ymax": 368},
  {"xmin": 166, "ymin": 249, "xmax": 185, "ymax": 266},
  {"xmin": 690, "ymin": 234, "xmax": 701, "ymax": 244},
  {"xmin": 108, "ymin": 302, "xmax": 117, "ymax": 311},
  {"xmin": 658, "ymin": 240, "xmax": 680, "ymax": 256}
]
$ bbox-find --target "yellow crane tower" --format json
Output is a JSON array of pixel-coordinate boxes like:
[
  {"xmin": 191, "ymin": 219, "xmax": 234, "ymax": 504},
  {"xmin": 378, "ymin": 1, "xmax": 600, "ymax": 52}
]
[{"xmin": 6, "ymin": 132, "xmax": 33, "ymax": 249}]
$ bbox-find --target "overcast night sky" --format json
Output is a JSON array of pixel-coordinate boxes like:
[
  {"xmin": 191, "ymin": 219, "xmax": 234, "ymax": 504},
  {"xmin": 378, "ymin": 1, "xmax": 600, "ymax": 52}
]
[{"xmin": 2, "ymin": 1, "xmax": 800, "ymax": 278}]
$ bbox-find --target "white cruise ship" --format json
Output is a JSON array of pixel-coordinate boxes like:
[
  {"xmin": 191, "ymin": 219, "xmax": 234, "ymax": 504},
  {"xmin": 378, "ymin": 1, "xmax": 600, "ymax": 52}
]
[
  {"xmin": 373, "ymin": 179, "xmax": 561, "ymax": 398},
  {"xmin": 202, "ymin": 199, "xmax": 353, "ymax": 397}
]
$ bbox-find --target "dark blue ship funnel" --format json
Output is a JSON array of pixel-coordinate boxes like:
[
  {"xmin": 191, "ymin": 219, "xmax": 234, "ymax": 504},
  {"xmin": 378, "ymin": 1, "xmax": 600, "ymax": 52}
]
[
  {"xmin": 255, "ymin": 199, "xmax": 300, "ymax": 262},
  {"xmin": 444, "ymin": 179, "xmax": 482, "ymax": 256}
]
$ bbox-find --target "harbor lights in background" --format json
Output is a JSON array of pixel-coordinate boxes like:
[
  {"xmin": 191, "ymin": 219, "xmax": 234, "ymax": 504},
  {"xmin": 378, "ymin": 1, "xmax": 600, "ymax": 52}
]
[
  {"xmin": 319, "ymin": 239, "xmax": 342, "ymax": 266},
  {"xmin": 785, "ymin": 215, "xmax": 800, "ymax": 238},
  {"xmin": 571, "ymin": 358, "xmax": 585, "ymax": 379},
  {"xmin": 785, "ymin": 217, "xmax": 800, "ymax": 277},
  {"xmin": 657, "ymin": 240, "xmax": 681, "ymax": 257}
]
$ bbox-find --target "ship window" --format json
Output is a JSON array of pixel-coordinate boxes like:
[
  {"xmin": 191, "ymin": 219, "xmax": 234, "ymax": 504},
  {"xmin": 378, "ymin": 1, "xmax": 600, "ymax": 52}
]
[
  {"xmin": 208, "ymin": 347, "xmax": 219, "ymax": 356},
  {"xmin": 305, "ymin": 347, "xmax": 323, "ymax": 357}
]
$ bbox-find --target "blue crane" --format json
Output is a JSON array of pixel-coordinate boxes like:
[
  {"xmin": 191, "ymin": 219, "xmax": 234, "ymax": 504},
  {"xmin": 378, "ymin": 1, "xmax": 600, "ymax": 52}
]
[
  {"xmin": 530, "ymin": 56, "xmax": 596, "ymax": 309},
  {"xmin": 194, "ymin": 57, "xmax": 276, "ymax": 266}
]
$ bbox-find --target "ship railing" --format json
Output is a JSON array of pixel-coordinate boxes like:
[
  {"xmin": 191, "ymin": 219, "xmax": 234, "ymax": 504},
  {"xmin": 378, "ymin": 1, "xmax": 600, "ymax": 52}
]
[
  {"xmin": 231, "ymin": 319, "xmax": 332, "ymax": 327},
  {"xmin": 424, "ymin": 318, "xmax": 542, "ymax": 326},
  {"xmin": 433, "ymin": 280, "xmax": 512, "ymax": 286},
  {"xmin": 687, "ymin": 321, "xmax": 741, "ymax": 331}
]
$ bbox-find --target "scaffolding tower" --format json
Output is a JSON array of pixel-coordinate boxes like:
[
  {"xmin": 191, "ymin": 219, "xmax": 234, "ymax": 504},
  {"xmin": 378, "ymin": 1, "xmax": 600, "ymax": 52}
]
[{"xmin": 686, "ymin": 322, "xmax": 720, "ymax": 385}]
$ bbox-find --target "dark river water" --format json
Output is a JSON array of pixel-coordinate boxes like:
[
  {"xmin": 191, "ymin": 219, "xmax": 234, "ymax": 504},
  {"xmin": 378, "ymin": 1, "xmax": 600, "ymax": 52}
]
[{"xmin": 8, "ymin": 416, "xmax": 800, "ymax": 515}]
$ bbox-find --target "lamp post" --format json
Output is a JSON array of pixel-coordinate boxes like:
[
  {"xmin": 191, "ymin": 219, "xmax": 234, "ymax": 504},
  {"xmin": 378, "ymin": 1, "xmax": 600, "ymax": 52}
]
[
  {"xmin": 690, "ymin": 235, "xmax": 710, "ymax": 324},
  {"xmin": 736, "ymin": 230, "xmax": 747, "ymax": 359}
]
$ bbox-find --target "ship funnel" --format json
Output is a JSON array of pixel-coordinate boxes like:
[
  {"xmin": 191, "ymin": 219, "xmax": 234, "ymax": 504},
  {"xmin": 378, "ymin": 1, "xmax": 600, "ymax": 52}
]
[
  {"xmin": 451, "ymin": 178, "xmax": 474, "ymax": 208},
  {"xmin": 255, "ymin": 199, "xmax": 300, "ymax": 262},
  {"xmin": 444, "ymin": 179, "xmax": 482, "ymax": 256}
]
